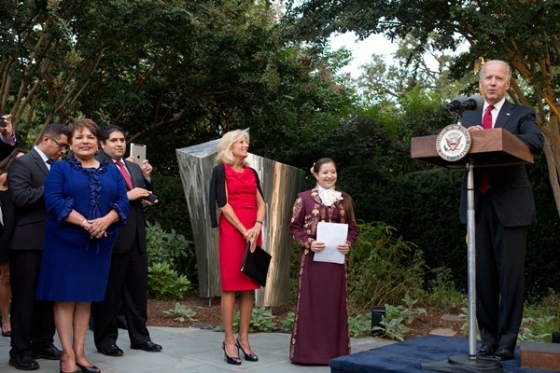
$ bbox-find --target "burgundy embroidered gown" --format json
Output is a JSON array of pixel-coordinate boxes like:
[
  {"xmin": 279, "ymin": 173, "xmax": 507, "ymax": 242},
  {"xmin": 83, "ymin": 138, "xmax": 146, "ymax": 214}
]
[
  {"xmin": 218, "ymin": 164, "xmax": 261, "ymax": 291},
  {"xmin": 289, "ymin": 188, "xmax": 358, "ymax": 364}
]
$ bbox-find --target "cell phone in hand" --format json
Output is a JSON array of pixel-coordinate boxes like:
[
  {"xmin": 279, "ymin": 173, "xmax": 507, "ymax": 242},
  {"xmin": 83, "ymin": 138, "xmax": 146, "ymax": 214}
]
[
  {"xmin": 144, "ymin": 193, "xmax": 158, "ymax": 204},
  {"xmin": 130, "ymin": 143, "xmax": 146, "ymax": 164},
  {"xmin": 0, "ymin": 116, "xmax": 6, "ymax": 128}
]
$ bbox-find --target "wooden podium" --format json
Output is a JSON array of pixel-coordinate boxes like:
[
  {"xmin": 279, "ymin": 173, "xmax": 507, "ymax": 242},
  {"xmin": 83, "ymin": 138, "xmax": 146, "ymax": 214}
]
[
  {"xmin": 411, "ymin": 128, "xmax": 533, "ymax": 373},
  {"xmin": 411, "ymin": 128, "xmax": 534, "ymax": 168}
]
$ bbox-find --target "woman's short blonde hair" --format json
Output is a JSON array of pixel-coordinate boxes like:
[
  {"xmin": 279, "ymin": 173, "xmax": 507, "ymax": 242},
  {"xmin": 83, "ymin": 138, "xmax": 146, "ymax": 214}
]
[{"xmin": 215, "ymin": 130, "xmax": 250, "ymax": 165}]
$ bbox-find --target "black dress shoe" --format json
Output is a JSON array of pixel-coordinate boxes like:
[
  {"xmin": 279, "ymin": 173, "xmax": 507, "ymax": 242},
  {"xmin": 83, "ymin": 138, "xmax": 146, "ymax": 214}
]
[
  {"xmin": 9, "ymin": 354, "xmax": 40, "ymax": 370},
  {"xmin": 476, "ymin": 344, "xmax": 497, "ymax": 357},
  {"xmin": 33, "ymin": 345, "xmax": 62, "ymax": 360},
  {"xmin": 131, "ymin": 341, "xmax": 162, "ymax": 352},
  {"xmin": 494, "ymin": 348, "xmax": 514, "ymax": 361},
  {"xmin": 98, "ymin": 344, "xmax": 123, "ymax": 357}
]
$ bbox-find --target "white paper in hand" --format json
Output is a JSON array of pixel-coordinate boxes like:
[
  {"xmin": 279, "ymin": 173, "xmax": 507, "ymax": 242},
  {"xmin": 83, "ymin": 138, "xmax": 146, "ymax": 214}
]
[{"xmin": 313, "ymin": 222, "xmax": 348, "ymax": 264}]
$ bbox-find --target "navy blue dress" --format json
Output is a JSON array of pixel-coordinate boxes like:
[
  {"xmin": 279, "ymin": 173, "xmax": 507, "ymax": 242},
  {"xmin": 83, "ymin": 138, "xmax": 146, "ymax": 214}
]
[{"xmin": 36, "ymin": 157, "xmax": 129, "ymax": 302}]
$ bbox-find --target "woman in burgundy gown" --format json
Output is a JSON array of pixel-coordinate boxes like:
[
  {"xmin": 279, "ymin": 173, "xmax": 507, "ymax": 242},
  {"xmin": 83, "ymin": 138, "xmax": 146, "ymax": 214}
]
[
  {"xmin": 209, "ymin": 130, "xmax": 265, "ymax": 365},
  {"xmin": 289, "ymin": 157, "xmax": 358, "ymax": 365}
]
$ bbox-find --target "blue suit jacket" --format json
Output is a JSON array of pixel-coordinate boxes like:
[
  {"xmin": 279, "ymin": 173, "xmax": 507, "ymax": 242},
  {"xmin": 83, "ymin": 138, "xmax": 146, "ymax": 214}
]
[{"xmin": 459, "ymin": 100, "xmax": 544, "ymax": 227}]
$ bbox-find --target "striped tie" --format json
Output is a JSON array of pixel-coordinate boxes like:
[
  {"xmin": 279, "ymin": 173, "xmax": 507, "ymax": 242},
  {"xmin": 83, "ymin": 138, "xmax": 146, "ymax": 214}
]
[{"xmin": 115, "ymin": 160, "xmax": 133, "ymax": 189}]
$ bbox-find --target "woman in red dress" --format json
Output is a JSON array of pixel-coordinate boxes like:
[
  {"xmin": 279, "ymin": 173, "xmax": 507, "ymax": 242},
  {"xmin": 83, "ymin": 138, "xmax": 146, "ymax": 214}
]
[
  {"xmin": 209, "ymin": 130, "xmax": 265, "ymax": 365},
  {"xmin": 289, "ymin": 157, "xmax": 358, "ymax": 365}
]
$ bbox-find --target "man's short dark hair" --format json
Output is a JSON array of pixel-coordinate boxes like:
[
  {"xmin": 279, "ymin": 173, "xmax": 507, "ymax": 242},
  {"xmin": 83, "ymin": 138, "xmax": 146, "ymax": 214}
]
[
  {"xmin": 100, "ymin": 125, "xmax": 125, "ymax": 142},
  {"xmin": 36, "ymin": 122, "xmax": 69, "ymax": 145}
]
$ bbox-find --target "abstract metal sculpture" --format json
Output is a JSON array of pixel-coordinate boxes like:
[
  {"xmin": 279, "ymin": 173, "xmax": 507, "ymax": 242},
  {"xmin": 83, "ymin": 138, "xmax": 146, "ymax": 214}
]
[{"xmin": 176, "ymin": 137, "xmax": 304, "ymax": 306}]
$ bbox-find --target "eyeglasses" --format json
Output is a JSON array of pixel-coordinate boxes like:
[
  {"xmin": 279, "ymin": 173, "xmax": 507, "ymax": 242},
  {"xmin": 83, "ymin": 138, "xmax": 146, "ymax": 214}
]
[{"xmin": 48, "ymin": 137, "xmax": 68, "ymax": 151}]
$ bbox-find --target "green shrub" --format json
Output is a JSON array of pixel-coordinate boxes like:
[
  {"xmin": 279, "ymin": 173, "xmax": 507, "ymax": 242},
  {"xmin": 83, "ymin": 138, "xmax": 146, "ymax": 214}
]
[
  {"xmin": 280, "ymin": 311, "xmax": 295, "ymax": 333},
  {"xmin": 381, "ymin": 169, "xmax": 467, "ymax": 291},
  {"xmin": 374, "ymin": 314, "xmax": 409, "ymax": 341},
  {"xmin": 519, "ymin": 315, "xmax": 556, "ymax": 343},
  {"xmin": 519, "ymin": 289, "xmax": 560, "ymax": 343},
  {"xmin": 250, "ymin": 307, "xmax": 277, "ymax": 332},
  {"xmin": 525, "ymin": 155, "xmax": 560, "ymax": 297},
  {"xmin": 347, "ymin": 222, "xmax": 425, "ymax": 308},
  {"xmin": 146, "ymin": 219, "xmax": 199, "ymax": 290},
  {"xmin": 348, "ymin": 313, "xmax": 372, "ymax": 337},
  {"xmin": 373, "ymin": 293, "xmax": 427, "ymax": 341},
  {"xmin": 147, "ymin": 262, "xmax": 191, "ymax": 300},
  {"xmin": 146, "ymin": 220, "xmax": 191, "ymax": 270},
  {"xmin": 164, "ymin": 302, "xmax": 197, "ymax": 323},
  {"xmin": 423, "ymin": 267, "xmax": 467, "ymax": 311}
]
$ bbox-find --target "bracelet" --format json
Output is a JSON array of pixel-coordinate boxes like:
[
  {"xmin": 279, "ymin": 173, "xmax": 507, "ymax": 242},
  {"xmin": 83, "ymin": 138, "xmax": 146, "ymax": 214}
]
[
  {"xmin": 80, "ymin": 219, "xmax": 87, "ymax": 228},
  {"xmin": 256, "ymin": 220, "xmax": 263, "ymax": 225}
]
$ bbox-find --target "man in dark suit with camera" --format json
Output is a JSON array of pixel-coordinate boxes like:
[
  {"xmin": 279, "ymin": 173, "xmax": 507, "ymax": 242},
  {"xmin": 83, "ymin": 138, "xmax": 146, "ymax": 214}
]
[
  {"xmin": 8, "ymin": 123, "xmax": 69, "ymax": 370},
  {"xmin": 92, "ymin": 125, "xmax": 162, "ymax": 357},
  {"xmin": 460, "ymin": 60, "xmax": 544, "ymax": 361}
]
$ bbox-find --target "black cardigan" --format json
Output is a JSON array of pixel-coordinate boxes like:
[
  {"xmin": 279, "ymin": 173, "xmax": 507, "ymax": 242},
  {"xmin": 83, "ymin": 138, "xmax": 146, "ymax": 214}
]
[{"xmin": 208, "ymin": 163, "xmax": 264, "ymax": 228}]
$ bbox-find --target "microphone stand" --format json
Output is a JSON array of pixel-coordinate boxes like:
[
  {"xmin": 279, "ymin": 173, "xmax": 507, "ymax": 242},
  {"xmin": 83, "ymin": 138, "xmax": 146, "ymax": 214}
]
[{"xmin": 421, "ymin": 111, "xmax": 504, "ymax": 373}]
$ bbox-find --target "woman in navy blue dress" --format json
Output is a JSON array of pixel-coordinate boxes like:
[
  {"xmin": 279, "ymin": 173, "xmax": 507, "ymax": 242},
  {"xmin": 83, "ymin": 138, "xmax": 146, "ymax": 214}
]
[{"xmin": 36, "ymin": 119, "xmax": 129, "ymax": 373}]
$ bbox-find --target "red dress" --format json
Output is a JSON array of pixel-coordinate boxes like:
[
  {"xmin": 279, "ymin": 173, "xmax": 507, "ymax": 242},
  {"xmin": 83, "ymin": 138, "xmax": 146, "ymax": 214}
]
[{"xmin": 218, "ymin": 164, "xmax": 261, "ymax": 291}]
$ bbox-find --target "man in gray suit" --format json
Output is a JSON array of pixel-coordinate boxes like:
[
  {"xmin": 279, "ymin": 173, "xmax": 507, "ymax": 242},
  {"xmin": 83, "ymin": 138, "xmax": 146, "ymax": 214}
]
[
  {"xmin": 8, "ymin": 123, "xmax": 69, "ymax": 370},
  {"xmin": 460, "ymin": 60, "xmax": 544, "ymax": 361},
  {"xmin": 92, "ymin": 125, "xmax": 162, "ymax": 357}
]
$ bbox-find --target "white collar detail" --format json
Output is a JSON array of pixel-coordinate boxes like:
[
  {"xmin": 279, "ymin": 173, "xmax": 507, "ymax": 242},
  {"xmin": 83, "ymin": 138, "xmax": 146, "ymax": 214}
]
[{"xmin": 317, "ymin": 185, "xmax": 343, "ymax": 206}]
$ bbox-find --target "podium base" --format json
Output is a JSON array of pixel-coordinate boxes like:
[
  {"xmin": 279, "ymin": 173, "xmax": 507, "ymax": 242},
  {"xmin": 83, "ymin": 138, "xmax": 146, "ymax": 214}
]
[{"xmin": 422, "ymin": 354, "xmax": 504, "ymax": 373}]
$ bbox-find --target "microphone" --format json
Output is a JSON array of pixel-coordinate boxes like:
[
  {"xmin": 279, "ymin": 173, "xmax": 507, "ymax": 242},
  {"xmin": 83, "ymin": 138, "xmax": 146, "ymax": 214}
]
[
  {"xmin": 461, "ymin": 94, "xmax": 485, "ymax": 111},
  {"xmin": 445, "ymin": 96, "xmax": 468, "ymax": 112}
]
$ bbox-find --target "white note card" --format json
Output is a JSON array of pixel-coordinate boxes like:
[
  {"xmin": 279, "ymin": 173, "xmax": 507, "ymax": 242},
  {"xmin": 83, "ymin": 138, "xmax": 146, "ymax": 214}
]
[{"xmin": 314, "ymin": 222, "xmax": 348, "ymax": 264}]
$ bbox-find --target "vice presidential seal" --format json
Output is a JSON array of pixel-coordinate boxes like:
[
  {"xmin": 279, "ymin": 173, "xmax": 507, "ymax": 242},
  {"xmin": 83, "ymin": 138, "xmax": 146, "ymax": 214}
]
[{"xmin": 436, "ymin": 124, "xmax": 471, "ymax": 162}]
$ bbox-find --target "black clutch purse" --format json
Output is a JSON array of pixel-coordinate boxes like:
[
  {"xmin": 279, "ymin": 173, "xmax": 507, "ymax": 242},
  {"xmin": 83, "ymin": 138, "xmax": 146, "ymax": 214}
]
[{"xmin": 240, "ymin": 242, "xmax": 272, "ymax": 287}]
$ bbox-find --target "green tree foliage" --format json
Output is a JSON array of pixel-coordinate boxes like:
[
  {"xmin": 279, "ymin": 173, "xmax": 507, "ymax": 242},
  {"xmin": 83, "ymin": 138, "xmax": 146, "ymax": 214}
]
[
  {"xmin": 357, "ymin": 34, "xmax": 475, "ymax": 105},
  {"xmin": 0, "ymin": 1, "xmax": 345, "ymax": 166},
  {"xmin": 285, "ymin": 0, "xmax": 560, "ymax": 216},
  {"xmin": 0, "ymin": 0, "xmax": 366, "ymax": 240},
  {"xmin": 250, "ymin": 47, "xmax": 359, "ymax": 166}
]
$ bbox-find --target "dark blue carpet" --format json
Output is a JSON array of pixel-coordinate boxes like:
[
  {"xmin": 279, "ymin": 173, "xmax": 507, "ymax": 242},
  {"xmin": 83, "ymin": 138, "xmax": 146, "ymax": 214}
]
[{"xmin": 330, "ymin": 335, "xmax": 550, "ymax": 373}]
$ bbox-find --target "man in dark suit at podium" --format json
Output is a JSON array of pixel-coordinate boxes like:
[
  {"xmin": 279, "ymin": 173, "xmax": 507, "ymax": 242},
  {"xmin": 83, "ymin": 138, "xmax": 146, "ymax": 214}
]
[{"xmin": 460, "ymin": 60, "xmax": 544, "ymax": 361}]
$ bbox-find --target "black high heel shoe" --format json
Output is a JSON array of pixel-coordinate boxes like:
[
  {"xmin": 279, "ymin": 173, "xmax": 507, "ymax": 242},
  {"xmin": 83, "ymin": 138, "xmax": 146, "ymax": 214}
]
[
  {"xmin": 236, "ymin": 338, "xmax": 258, "ymax": 362},
  {"xmin": 76, "ymin": 362, "xmax": 101, "ymax": 373},
  {"xmin": 222, "ymin": 342, "xmax": 242, "ymax": 365},
  {"xmin": 1, "ymin": 326, "xmax": 11, "ymax": 337}
]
